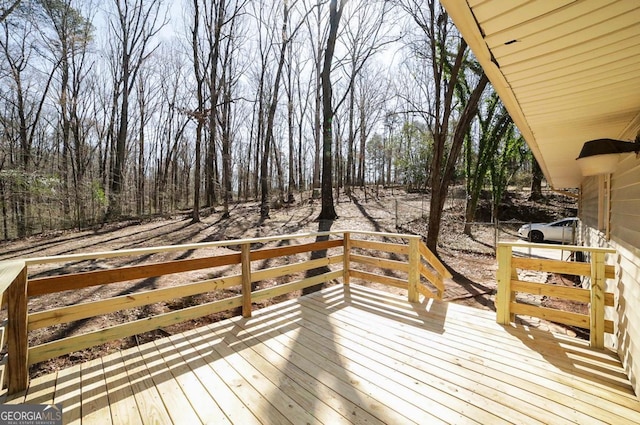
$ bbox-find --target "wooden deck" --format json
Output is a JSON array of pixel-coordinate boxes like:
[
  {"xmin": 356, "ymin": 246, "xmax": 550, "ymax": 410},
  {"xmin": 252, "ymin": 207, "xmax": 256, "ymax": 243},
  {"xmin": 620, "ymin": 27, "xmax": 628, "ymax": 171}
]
[{"xmin": 4, "ymin": 283, "xmax": 640, "ymax": 424}]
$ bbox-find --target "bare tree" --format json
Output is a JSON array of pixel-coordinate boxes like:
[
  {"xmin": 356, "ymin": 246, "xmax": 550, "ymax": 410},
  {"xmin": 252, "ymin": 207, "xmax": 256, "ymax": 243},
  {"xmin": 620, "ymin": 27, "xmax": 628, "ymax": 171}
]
[
  {"xmin": 154, "ymin": 44, "xmax": 191, "ymax": 215},
  {"xmin": 248, "ymin": 0, "xmax": 271, "ymax": 202},
  {"xmin": 189, "ymin": 0, "xmax": 246, "ymax": 219},
  {"xmin": 0, "ymin": 0, "xmax": 21, "ymax": 23},
  {"xmin": 105, "ymin": 0, "xmax": 164, "ymax": 220},
  {"xmin": 218, "ymin": 10, "xmax": 245, "ymax": 218},
  {"xmin": 400, "ymin": 0, "xmax": 489, "ymax": 252},
  {"xmin": 202, "ymin": 0, "xmax": 226, "ymax": 209},
  {"xmin": 294, "ymin": 51, "xmax": 312, "ymax": 194},
  {"xmin": 0, "ymin": 8, "xmax": 59, "ymax": 237},
  {"xmin": 285, "ymin": 40, "xmax": 297, "ymax": 203},
  {"xmin": 259, "ymin": 0, "xmax": 315, "ymax": 219},
  {"xmin": 317, "ymin": 0, "xmax": 345, "ymax": 220},
  {"xmin": 41, "ymin": 0, "xmax": 94, "ymax": 226},
  {"xmin": 337, "ymin": 1, "xmax": 393, "ymax": 195},
  {"xmin": 189, "ymin": 0, "xmax": 205, "ymax": 223},
  {"xmin": 355, "ymin": 65, "xmax": 388, "ymax": 187},
  {"xmin": 258, "ymin": 0, "xmax": 291, "ymax": 218},
  {"xmin": 305, "ymin": 0, "xmax": 327, "ymax": 198},
  {"xmin": 283, "ymin": 35, "xmax": 310, "ymax": 203},
  {"xmin": 134, "ymin": 61, "xmax": 162, "ymax": 216}
]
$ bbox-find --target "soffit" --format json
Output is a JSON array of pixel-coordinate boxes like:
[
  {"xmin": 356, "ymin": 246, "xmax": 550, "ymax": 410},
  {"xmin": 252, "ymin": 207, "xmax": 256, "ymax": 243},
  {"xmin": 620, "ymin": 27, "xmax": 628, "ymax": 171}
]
[{"xmin": 441, "ymin": 0, "xmax": 640, "ymax": 188}]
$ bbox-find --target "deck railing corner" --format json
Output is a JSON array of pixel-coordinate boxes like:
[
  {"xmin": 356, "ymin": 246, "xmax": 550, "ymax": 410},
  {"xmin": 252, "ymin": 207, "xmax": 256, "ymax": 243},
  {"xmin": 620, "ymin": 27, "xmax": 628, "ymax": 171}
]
[
  {"xmin": 0, "ymin": 260, "xmax": 29, "ymax": 394},
  {"xmin": 495, "ymin": 241, "xmax": 616, "ymax": 349}
]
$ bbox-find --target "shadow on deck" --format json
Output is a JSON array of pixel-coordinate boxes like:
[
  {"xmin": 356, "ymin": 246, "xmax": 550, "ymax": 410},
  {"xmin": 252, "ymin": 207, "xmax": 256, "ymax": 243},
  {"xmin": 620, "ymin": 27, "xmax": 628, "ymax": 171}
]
[{"xmin": 4, "ymin": 283, "xmax": 640, "ymax": 424}]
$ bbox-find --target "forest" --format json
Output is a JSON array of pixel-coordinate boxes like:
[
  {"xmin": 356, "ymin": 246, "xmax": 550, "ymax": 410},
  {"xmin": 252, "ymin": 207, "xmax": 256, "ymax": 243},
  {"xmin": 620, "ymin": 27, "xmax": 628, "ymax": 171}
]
[{"xmin": 0, "ymin": 0, "xmax": 540, "ymax": 250}]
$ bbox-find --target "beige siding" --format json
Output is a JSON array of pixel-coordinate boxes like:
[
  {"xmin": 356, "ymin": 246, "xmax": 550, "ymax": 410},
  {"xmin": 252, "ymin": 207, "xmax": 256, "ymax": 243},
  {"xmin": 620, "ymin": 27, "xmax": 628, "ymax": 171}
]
[
  {"xmin": 611, "ymin": 157, "xmax": 640, "ymax": 249},
  {"xmin": 581, "ymin": 176, "xmax": 599, "ymax": 229},
  {"xmin": 581, "ymin": 154, "xmax": 640, "ymax": 397}
]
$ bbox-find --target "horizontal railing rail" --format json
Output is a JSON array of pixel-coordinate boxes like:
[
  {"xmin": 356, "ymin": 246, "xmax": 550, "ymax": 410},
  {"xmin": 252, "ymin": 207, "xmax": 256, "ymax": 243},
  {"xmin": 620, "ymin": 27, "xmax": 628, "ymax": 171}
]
[
  {"xmin": 0, "ymin": 229, "xmax": 448, "ymax": 395},
  {"xmin": 496, "ymin": 242, "xmax": 616, "ymax": 349}
]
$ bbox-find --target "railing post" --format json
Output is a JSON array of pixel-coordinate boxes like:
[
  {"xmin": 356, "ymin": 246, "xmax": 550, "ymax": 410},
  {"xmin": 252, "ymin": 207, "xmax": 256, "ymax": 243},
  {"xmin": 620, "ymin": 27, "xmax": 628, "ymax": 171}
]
[
  {"xmin": 408, "ymin": 238, "xmax": 419, "ymax": 303},
  {"xmin": 496, "ymin": 244, "xmax": 513, "ymax": 325},
  {"xmin": 343, "ymin": 232, "xmax": 351, "ymax": 285},
  {"xmin": 395, "ymin": 199, "xmax": 399, "ymax": 229},
  {"xmin": 590, "ymin": 251, "xmax": 605, "ymax": 349},
  {"xmin": 241, "ymin": 243, "xmax": 252, "ymax": 318},
  {"xmin": 7, "ymin": 263, "xmax": 29, "ymax": 394},
  {"xmin": 510, "ymin": 268, "xmax": 518, "ymax": 323}
]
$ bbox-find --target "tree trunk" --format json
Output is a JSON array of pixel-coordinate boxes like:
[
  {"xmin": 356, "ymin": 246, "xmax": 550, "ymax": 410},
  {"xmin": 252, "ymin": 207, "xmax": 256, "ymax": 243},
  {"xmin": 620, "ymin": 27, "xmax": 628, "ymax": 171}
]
[
  {"xmin": 286, "ymin": 46, "xmax": 296, "ymax": 203},
  {"xmin": 302, "ymin": 218, "xmax": 334, "ymax": 295},
  {"xmin": 345, "ymin": 85, "xmax": 355, "ymax": 196},
  {"xmin": 426, "ymin": 73, "xmax": 489, "ymax": 253},
  {"xmin": 221, "ymin": 89, "xmax": 232, "ymax": 218},
  {"xmin": 530, "ymin": 156, "xmax": 544, "ymax": 201},
  {"xmin": 109, "ymin": 54, "xmax": 130, "ymax": 220},
  {"xmin": 463, "ymin": 99, "xmax": 512, "ymax": 236},
  {"xmin": 205, "ymin": 0, "xmax": 225, "ymax": 208},
  {"xmin": 0, "ymin": 180, "xmax": 8, "ymax": 240},
  {"xmin": 247, "ymin": 102, "xmax": 256, "ymax": 201},
  {"xmin": 272, "ymin": 144, "xmax": 286, "ymax": 204},
  {"xmin": 260, "ymin": 1, "xmax": 291, "ymax": 219},
  {"xmin": 136, "ymin": 79, "xmax": 146, "ymax": 217},
  {"xmin": 106, "ymin": 0, "xmax": 162, "ymax": 220},
  {"xmin": 191, "ymin": 0, "xmax": 204, "ymax": 223},
  {"xmin": 205, "ymin": 119, "xmax": 218, "ymax": 207},
  {"xmin": 358, "ymin": 99, "xmax": 367, "ymax": 187},
  {"xmin": 311, "ymin": 6, "xmax": 322, "ymax": 197},
  {"xmin": 317, "ymin": 0, "xmax": 343, "ymax": 221},
  {"xmin": 60, "ymin": 51, "xmax": 71, "ymax": 222}
]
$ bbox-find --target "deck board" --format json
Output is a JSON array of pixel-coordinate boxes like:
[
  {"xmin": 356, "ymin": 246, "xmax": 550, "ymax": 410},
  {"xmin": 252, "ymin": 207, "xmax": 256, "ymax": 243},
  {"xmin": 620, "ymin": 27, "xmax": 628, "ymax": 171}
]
[
  {"xmin": 55, "ymin": 364, "xmax": 82, "ymax": 424},
  {"xmin": 169, "ymin": 328, "xmax": 260, "ymax": 424},
  {"xmin": 101, "ymin": 351, "xmax": 142, "ymax": 425},
  {"xmin": 229, "ymin": 310, "xmax": 390, "ymax": 425},
  {"xmin": 121, "ymin": 345, "xmax": 173, "ymax": 425},
  {"xmin": 3, "ymin": 283, "xmax": 640, "ymax": 424},
  {"xmin": 275, "ymin": 302, "xmax": 469, "ymax": 423},
  {"xmin": 182, "ymin": 321, "xmax": 293, "ymax": 425},
  {"xmin": 302, "ymin": 292, "xmax": 551, "ymax": 424},
  {"xmin": 151, "ymin": 338, "xmax": 230, "ymax": 424},
  {"xmin": 80, "ymin": 357, "xmax": 112, "ymax": 424},
  {"xmin": 235, "ymin": 303, "xmax": 433, "ymax": 424},
  {"xmin": 323, "ymin": 288, "xmax": 640, "ymax": 419},
  {"xmin": 298, "ymin": 295, "xmax": 519, "ymax": 425},
  {"xmin": 204, "ymin": 324, "xmax": 356, "ymax": 424},
  {"xmin": 138, "ymin": 338, "xmax": 202, "ymax": 424},
  {"xmin": 302, "ymin": 289, "xmax": 632, "ymax": 424}
]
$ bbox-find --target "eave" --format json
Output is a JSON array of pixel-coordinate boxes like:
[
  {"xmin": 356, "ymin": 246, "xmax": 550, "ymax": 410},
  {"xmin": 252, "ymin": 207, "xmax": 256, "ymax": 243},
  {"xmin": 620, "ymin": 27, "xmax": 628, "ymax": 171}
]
[{"xmin": 441, "ymin": 0, "xmax": 640, "ymax": 188}]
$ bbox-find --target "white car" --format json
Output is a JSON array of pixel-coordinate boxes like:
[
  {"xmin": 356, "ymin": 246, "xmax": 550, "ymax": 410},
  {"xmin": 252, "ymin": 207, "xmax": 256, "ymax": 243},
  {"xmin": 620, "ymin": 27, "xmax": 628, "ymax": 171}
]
[{"xmin": 517, "ymin": 218, "xmax": 578, "ymax": 244}]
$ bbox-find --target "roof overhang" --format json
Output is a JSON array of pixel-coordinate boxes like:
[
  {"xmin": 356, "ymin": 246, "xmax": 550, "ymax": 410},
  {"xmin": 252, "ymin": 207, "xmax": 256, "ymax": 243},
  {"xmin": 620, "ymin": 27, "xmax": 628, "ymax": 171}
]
[{"xmin": 440, "ymin": 0, "xmax": 640, "ymax": 188}]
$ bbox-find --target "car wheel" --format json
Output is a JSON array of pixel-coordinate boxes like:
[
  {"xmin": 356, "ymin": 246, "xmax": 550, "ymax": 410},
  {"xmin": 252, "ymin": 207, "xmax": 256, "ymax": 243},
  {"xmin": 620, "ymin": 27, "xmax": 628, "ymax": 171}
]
[{"xmin": 529, "ymin": 230, "xmax": 544, "ymax": 243}]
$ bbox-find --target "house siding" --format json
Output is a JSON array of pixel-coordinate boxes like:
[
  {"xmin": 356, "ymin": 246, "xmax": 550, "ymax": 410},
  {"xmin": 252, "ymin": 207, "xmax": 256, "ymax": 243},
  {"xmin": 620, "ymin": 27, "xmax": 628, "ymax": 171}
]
[
  {"xmin": 581, "ymin": 154, "xmax": 640, "ymax": 396},
  {"xmin": 580, "ymin": 177, "xmax": 599, "ymax": 229}
]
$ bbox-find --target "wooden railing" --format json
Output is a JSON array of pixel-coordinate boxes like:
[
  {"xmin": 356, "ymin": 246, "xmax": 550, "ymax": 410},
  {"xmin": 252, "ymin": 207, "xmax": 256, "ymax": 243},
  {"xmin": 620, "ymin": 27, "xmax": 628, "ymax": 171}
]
[
  {"xmin": 0, "ymin": 230, "xmax": 448, "ymax": 395},
  {"xmin": 0, "ymin": 261, "xmax": 27, "ymax": 397},
  {"xmin": 496, "ymin": 242, "xmax": 616, "ymax": 349}
]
